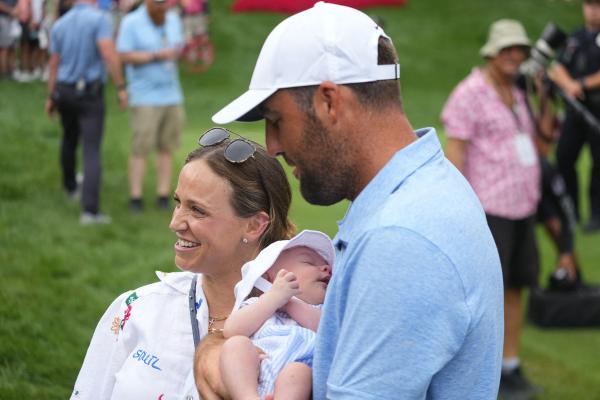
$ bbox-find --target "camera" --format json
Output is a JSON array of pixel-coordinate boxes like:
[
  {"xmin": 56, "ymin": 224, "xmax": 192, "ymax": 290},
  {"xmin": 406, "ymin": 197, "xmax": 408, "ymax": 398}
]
[
  {"xmin": 519, "ymin": 22, "xmax": 600, "ymax": 135},
  {"xmin": 519, "ymin": 22, "xmax": 567, "ymax": 78}
]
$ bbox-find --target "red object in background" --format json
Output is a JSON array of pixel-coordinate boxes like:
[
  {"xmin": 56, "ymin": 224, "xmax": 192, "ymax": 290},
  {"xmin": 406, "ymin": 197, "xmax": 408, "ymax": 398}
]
[{"xmin": 231, "ymin": 0, "xmax": 406, "ymax": 14}]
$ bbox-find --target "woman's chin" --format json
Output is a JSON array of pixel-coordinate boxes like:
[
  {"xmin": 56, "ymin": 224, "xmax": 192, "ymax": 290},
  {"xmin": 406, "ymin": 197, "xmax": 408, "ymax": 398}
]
[{"xmin": 174, "ymin": 258, "xmax": 200, "ymax": 273}]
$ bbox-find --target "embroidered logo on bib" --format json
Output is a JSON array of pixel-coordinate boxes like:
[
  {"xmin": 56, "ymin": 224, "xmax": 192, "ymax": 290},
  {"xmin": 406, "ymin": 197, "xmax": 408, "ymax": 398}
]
[
  {"xmin": 120, "ymin": 292, "xmax": 140, "ymax": 331},
  {"xmin": 126, "ymin": 292, "xmax": 139, "ymax": 305},
  {"xmin": 132, "ymin": 348, "xmax": 163, "ymax": 371},
  {"xmin": 111, "ymin": 316, "xmax": 121, "ymax": 335}
]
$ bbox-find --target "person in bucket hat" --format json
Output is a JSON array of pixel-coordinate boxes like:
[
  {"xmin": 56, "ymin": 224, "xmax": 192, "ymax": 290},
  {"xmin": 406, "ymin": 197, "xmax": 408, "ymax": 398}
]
[
  {"xmin": 195, "ymin": 230, "xmax": 334, "ymax": 399},
  {"xmin": 442, "ymin": 18, "xmax": 552, "ymax": 399},
  {"xmin": 479, "ymin": 19, "xmax": 531, "ymax": 58},
  {"xmin": 212, "ymin": 2, "xmax": 504, "ymax": 398}
]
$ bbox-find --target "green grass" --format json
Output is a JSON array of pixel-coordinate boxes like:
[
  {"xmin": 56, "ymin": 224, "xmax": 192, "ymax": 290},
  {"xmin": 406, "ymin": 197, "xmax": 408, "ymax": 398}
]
[{"xmin": 1, "ymin": 0, "xmax": 599, "ymax": 398}]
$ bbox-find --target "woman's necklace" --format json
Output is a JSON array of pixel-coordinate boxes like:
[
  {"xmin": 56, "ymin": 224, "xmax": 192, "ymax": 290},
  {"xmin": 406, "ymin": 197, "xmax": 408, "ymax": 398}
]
[{"xmin": 208, "ymin": 314, "xmax": 229, "ymax": 335}]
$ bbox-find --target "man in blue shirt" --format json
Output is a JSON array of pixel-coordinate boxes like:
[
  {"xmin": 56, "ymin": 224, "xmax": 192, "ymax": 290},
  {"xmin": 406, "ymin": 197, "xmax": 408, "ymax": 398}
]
[
  {"xmin": 212, "ymin": 3, "xmax": 504, "ymax": 399},
  {"xmin": 46, "ymin": 0, "xmax": 127, "ymax": 224},
  {"xmin": 117, "ymin": 0, "xmax": 184, "ymax": 212}
]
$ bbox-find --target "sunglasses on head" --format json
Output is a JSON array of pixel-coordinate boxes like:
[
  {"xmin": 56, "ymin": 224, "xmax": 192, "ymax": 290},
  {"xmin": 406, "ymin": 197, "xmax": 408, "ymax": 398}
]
[{"xmin": 198, "ymin": 127, "xmax": 256, "ymax": 164}]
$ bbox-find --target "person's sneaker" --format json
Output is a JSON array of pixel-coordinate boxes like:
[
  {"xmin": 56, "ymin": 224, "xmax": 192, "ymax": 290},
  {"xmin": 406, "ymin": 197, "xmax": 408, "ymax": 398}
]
[
  {"xmin": 13, "ymin": 70, "xmax": 34, "ymax": 82},
  {"xmin": 80, "ymin": 212, "xmax": 112, "ymax": 225},
  {"xmin": 32, "ymin": 67, "xmax": 43, "ymax": 80},
  {"xmin": 156, "ymin": 196, "xmax": 170, "ymax": 210},
  {"xmin": 498, "ymin": 367, "xmax": 542, "ymax": 399},
  {"xmin": 66, "ymin": 173, "xmax": 84, "ymax": 202},
  {"xmin": 582, "ymin": 216, "xmax": 600, "ymax": 234},
  {"xmin": 129, "ymin": 198, "xmax": 144, "ymax": 213},
  {"xmin": 66, "ymin": 187, "xmax": 81, "ymax": 202},
  {"xmin": 12, "ymin": 69, "xmax": 23, "ymax": 81}
]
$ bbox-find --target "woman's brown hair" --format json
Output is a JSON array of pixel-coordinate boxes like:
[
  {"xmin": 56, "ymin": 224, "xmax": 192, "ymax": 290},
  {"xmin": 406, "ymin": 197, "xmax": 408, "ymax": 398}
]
[{"xmin": 185, "ymin": 137, "xmax": 295, "ymax": 249}]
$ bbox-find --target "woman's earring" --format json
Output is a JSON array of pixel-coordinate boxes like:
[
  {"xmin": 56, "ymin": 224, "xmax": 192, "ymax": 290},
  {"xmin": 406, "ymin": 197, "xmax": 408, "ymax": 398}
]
[{"xmin": 242, "ymin": 238, "xmax": 248, "ymax": 244}]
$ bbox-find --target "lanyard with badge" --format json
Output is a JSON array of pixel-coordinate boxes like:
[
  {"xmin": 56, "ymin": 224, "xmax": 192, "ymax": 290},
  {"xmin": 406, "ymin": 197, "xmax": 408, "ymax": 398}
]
[
  {"xmin": 189, "ymin": 275, "xmax": 200, "ymax": 347},
  {"xmin": 511, "ymin": 103, "xmax": 537, "ymax": 167}
]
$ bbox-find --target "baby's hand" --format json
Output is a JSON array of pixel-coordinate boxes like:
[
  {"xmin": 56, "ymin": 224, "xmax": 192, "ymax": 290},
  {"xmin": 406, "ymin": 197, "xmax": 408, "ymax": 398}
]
[{"xmin": 269, "ymin": 269, "xmax": 301, "ymax": 307}]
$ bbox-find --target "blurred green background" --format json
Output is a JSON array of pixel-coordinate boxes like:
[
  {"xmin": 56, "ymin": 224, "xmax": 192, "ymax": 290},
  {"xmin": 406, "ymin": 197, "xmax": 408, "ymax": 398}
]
[{"xmin": 1, "ymin": 0, "xmax": 599, "ymax": 398}]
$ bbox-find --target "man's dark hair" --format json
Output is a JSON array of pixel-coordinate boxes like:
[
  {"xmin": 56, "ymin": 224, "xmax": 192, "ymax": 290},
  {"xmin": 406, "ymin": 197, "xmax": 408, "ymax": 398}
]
[{"xmin": 288, "ymin": 36, "xmax": 402, "ymax": 113}]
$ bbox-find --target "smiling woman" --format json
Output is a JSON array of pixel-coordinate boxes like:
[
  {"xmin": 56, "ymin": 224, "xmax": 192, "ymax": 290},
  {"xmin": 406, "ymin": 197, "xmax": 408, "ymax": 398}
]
[{"xmin": 69, "ymin": 128, "xmax": 295, "ymax": 400}]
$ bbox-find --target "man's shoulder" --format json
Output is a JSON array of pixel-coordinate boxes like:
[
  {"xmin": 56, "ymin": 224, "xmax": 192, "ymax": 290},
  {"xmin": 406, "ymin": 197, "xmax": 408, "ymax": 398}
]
[
  {"xmin": 121, "ymin": 7, "xmax": 144, "ymax": 25},
  {"xmin": 52, "ymin": 10, "xmax": 74, "ymax": 32},
  {"xmin": 75, "ymin": 4, "xmax": 109, "ymax": 21}
]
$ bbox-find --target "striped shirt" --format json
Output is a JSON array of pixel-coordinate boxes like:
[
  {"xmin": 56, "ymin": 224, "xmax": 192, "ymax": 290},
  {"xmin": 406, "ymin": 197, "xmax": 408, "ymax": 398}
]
[{"xmin": 242, "ymin": 297, "xmax": 317, "ymax": 397}]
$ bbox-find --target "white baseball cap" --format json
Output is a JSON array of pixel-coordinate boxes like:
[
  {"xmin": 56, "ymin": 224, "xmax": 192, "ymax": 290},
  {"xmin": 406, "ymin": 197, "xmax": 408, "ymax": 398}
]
[
  {"xmin": 232, "ymin": 229, "xmax": 335, "ymax": 312},
  {"xmin": 212, "ymin": 1, "xmax": 400, "ymax": 124}
]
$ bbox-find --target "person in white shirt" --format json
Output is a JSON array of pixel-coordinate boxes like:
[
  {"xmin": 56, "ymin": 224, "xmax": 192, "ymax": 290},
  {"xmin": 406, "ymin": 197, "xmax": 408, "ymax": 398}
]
[{"xmin": 70, "ymin": 127, "xmax": 295, "ymax": 400}]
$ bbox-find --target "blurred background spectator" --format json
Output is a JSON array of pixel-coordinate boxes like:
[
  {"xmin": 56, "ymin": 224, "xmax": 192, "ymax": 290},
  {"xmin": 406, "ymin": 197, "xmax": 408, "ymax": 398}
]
[
  {"xmin": 0, "ymin": 0, "xmax": 18, "ymax": 78},
  {"xmin": 549, "ymin": 0, "xmax": 600, "ymax": 234},
  {"xmin": 45, "ymin": 0, "xmax": 127, "ymax": 224},
  {"xmin": 180, "ymin": 0, "xmax": 212, "ymax": 72},
  {"xmin": 441, "ymin": 19, "xmax": 549, "ymax": 400},
  {"xmin": 117, "ymin": 0, "xmax": 185, "ymax": 212}
]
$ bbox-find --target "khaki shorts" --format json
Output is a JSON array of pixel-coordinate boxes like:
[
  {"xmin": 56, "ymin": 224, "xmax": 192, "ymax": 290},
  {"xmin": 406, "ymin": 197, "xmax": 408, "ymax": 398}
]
[
  {"xmin": 0, "ymin": 15, "xmax": 16, "ymax": 49},
  {"xmin": 130, "ymin": 105, "xmax": 184, "ymax": 156}
]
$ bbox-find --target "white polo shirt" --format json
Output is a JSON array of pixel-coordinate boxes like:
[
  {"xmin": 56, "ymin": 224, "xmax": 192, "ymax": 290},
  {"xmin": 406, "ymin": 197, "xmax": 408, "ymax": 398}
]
[{"xmin": 71, "ymin": 271, "xmax": 209, "ymax": 400}]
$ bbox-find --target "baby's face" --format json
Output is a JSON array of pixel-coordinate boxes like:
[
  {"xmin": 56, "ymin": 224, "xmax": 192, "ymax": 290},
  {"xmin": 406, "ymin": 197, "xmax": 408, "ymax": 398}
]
[{"xmin": 271, "ymin": 246, "xmax": 332, "ymax": 305}]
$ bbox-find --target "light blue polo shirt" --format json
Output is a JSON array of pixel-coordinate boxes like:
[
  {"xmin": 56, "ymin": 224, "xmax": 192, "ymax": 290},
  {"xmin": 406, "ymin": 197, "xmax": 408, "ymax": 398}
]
[
  {"xmin": 49, "ymin": 3, "xmax": 113, "ymax": 83},
  {"xmin": 116, "ymin": 6, "xmax": 183, "ymax": 107},
  {"xmin": 313, "ymin": 128, "xmax": 504, "ymax": 399}
]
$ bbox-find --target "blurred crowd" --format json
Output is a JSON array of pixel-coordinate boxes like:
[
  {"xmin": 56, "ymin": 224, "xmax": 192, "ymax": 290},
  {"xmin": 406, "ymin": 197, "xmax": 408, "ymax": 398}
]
[{"xmin": 0, "ymin": 0, "xmax": 210, "ymax": 81}]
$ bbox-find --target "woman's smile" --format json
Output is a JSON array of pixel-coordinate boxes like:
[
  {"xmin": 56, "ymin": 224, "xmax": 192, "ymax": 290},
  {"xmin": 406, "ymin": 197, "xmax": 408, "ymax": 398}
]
[{"xmin": 175, "ymin": 238, "xmax": 201, "ymax": 251}]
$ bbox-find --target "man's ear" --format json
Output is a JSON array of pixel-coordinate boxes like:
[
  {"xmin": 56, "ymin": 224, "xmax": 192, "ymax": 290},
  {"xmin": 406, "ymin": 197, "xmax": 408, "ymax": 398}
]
[
  {"xmin": 244, "ymin": 211, "xmax": 270, "ymax": 244},
  {"xmin": 314, "ymin": 81, "xmax": 342, "ymax": 124}
]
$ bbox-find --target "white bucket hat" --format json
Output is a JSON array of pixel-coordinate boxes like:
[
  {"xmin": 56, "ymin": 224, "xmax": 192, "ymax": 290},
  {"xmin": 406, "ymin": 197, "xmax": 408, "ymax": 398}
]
[
  {"xmin": 212, "ymin": 1, "xmax": 400, "ymax": 124},
  {"xmin": 232, "ymin": 230, "xmax": 335, "ymax": 312},
  {"xmin": 480, "ymin": 19, "xmax": 531, "ymax": 58}
]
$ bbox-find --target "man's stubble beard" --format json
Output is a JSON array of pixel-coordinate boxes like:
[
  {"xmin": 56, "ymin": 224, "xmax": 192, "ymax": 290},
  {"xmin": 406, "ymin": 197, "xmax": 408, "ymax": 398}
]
[
  {"xmin": 148, "ymin": 7, "xmax": 166, "ymax": 26},
  {"xmin": 297, "ymin": 112, "xmax": 356, "ymax": 206}
]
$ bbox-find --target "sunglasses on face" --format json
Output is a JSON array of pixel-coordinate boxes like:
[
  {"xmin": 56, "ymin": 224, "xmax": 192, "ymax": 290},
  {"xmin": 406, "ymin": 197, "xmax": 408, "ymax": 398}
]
[{"xmin": 198, "ymin": 127, "xmax": 256, "ymax": 164}]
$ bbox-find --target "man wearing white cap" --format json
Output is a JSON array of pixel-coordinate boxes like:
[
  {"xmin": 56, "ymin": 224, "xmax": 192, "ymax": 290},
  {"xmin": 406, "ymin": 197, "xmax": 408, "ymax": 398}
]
[{"xmin": 212, "ymin": 2, "xmax": 504, "ymax": 398}]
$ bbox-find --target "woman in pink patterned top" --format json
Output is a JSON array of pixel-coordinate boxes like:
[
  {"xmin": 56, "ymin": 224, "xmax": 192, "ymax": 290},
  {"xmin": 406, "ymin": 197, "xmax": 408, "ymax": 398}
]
[{"xmin": 441, "ymin": 19, "xmax": 553, "ymax": 400}]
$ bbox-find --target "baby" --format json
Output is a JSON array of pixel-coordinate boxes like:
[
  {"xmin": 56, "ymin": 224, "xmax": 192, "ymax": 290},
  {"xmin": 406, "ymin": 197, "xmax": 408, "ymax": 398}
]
[{"xmin": 195, "ymin": 230, "xmax": 334, "ymax": 400}]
